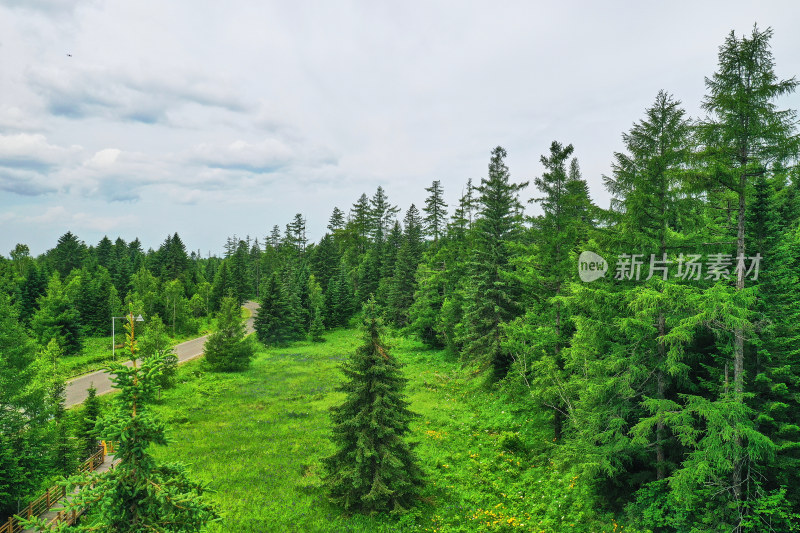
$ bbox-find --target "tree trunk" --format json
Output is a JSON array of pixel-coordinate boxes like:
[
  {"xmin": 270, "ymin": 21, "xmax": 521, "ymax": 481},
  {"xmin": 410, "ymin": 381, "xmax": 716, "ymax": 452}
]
[
  {"xmin": 732, "ymin": 173, "xmax": 747, "ymax": 506},
  {"xmin": 657, "ymin": 312, "xmax": 666, "ymax": 480}
]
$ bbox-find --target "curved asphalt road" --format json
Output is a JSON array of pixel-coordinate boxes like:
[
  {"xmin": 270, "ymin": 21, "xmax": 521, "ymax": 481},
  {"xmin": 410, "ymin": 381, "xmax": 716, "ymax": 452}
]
[{"xmin": 64, "ymin": 301, "xmax": 259, "ymax": 408}]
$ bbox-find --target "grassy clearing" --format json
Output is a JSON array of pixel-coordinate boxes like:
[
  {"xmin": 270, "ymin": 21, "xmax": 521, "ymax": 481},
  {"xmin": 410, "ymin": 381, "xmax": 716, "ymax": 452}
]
[{"xmin": 149, "ymin": 329, "xmax": 639, "ymax": 532}]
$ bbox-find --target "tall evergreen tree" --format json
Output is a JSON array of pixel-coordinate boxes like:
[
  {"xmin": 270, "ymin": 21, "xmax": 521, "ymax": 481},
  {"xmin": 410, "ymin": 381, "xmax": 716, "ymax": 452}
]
[
  {"xmin": 254, "ymin": 273, "xmax": 294, "ymax": 346},
  {"xmin": 387, "ymin": 205, "xmax": 424, "ymax": 327},
  {"xmin": 695, "ymin": 24, "xmax": 799, "ymax": 514},
  {"xmin": 50, "ymin": 231, "xmax": 86, "ymax": 277},
  {"xmin": 307, "ymin": 274, "xmax": 325, "ymax": 342},
  {"xmin": 79, "ymin": 386, "xmax": 101, "ymax": 459},
  {"xmin": 328, "ymin": 207, "xmax": 346, "ymax": 233},
  {"xmin": 0, "ymin": 294, "xmax": 51, "ymax": 517},
  {"xmin": 423, "ymin": 180, "xmax": 448, "ymax": 243},
  {"xmin": 323, "ymin": 298, "xmax": 422, "ymax": 513},
  {"xmin": 369, "ymin": 186, "xmax": 400, "ymax": 238},
  {"xmin": 31, "ymin": 274, "xmax": 83, "ymax": 356},
  {"xmin": 205, "ymin": 296, "xmax": 253, "ymax": 372},
  {"xmin": 460, "ymin": 147, "xmax": 527, "ymax": 377}
]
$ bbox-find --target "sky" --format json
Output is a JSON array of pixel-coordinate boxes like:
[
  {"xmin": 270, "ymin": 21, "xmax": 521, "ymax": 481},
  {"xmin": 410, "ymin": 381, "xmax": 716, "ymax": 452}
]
[{"xmin": 1, "ymin": 1, "xmax": 799, "ymax": 257}]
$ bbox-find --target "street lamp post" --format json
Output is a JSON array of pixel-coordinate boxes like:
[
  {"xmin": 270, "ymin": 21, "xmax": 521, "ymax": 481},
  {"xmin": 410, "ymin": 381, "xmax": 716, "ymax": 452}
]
[{"xmin": 112, "ymin": 313, "xmax": 144, "ymax": 359}]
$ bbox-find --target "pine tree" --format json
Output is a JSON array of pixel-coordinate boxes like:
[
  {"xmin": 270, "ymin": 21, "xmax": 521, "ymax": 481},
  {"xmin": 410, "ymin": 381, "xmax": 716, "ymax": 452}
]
[
  {"xmin": 696, "ymin": 24, "xmax": 799, "ymax": 513},
  {"xmin": 254, "ymin": 273, "xmax": 294, "ymax": 346},
  {"xmin": 210, "ymin": 261, "xmax": 232, "ymax": 313},
  {"xmin": 387, "ymin": 205, "xmax": 424, "ymax": 327},
  {"xmin": 24, "ymin": 313, "xmax": 218, "ymax": 532},
  {"xmin": 80, "ymin": 386, "xmax": 101, "ymax": 459},
  {"xmin": 323, "ymin": 298, "xmax": 422, "ymax": 513},
  {"xmin": 328, "ymin": 207, "xmax": 346, "ymax": 233},
  {"xmin": 423, "ymin": 180, "xmax": 448, "ymax": 243},
  {"xmin": 508, "ymin": 140, "xmax": 595, "ymax": 439},
  {"xmin": 349, "ymin": 193, "xmax": 372, "ymax": 252},
  {"xmin": 205, "ymin": 297, "xmax": 253, "ymax": 372},
  {"xmin": 0, "ymin": 294, "xmax": 52, "ymax": 516},
  {"xmin": 460, "ymin": 146, "xmax": 528, "ymax": 377},
  {"xmin": 50, "ymin": 231, "xmax": 86, "ymax": 277},
  {"xmin": 322, "ymin": 258, "xmax": 353, "ymax": 328},
  {"xmin": 139, "ymin": 315, "xmax": 179, "ymax": 388},
  {"xmin": 95, "ymin": 236, "xmax": 114, "ymax": 269},
  {"xmin": 31, "ymin": 274, "xmax": 83, "ymax": 356},
  {"xmin": 370, "ymin": 186, "xmax": 400, "ymax": 238},
  {"xmin": 18, "ymin": 262, "xmax": 46, "ymax": 325},
  {"xmin": 307, "ymin": 274, "xmax": 325, "ymax": 342}
]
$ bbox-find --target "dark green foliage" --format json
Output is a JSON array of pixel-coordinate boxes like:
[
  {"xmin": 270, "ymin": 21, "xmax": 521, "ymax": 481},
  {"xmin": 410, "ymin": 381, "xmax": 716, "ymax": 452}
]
[
  {"xmin": 153, "ymin": 232, "xmax": 190, "ymax": 281},
  {"xmin": 255, "ymin": 273, "xmax": 295, "ymax": 346},
  {"xmin": 50, "ymin": 231, "xmax": 87, "ymax": 277},
  {"xmin": 80, "ymin": 386, "xmax": 101, "ymax": 459},
  {"xmin": 460, "ymin": 146, "xmax": 527, "ymax": 377},
  {"xmin": 205, "ymin": 297, "xmax": 253, "ymax": 372},
  {"xmin": 423, "ymin": 180, "xmax": 448, "ymax": 243},
  {"xmin": 210, "ymin": 260, "xmax": 232, "ymax": 313},
  {"xmin": 307, "ymin": 275, "xmax": 325, "ymax": 342},
  {"xmin": 323, "ymin": 298, "xmax": 422, "ymax": 513},
  {"xmin": 30, "ymin": 274, "xmax": 83, "ymax": 356},
  {"xmin": 325, "ymin": 260, "xmax": 355, "ymax": 328},
  {"xmin": 76, "ymin": 266, "xmax": 121, "ymax": 336},
  {"xmin": 18, "ymin": 262, "xmax": 46, "ymax": 325},
  {"xmin": 328, "ymin": 207, "xmax": 346, "ymax": 232},
  {"xmin": 387, "ymin": 205, "xmax": 423, "ymax": 327}
]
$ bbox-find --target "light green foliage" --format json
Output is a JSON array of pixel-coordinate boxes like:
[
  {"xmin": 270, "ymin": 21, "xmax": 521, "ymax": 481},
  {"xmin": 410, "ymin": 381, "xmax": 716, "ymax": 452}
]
[
  {"xmin": 24, "ymin": 313, "xmax": 218, "ymax": 532},
  {"xmin": 204, "ymin": 297, "xmax": 253, "ymax": 372},
  {"xmin": 0, "ymin": 294, "xmax": 52, "ymax": 516},
  {"xmin": 139, "ymin": 315, "xmax": 179, "ymax": 388}
]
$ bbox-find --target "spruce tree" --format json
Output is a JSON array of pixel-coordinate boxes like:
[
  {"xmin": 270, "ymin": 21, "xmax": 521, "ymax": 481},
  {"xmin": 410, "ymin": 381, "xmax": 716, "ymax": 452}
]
[
  {"xmin": 50, "ymin": 231, "xmax": 86, "ymax": 277},
  {"xmin": 209, "ymin": 260, "xmax": 232, "ymax": 313},
  {"xmin": 423, "ymin": 180, "xmax": 448, "ymax": 243},
  {"xmin": 387, "ymin": 205, "xmax": 424, "ymax": 327},
  {"xmin": 254, "ymin": 273, "xmax": 293, "ymax": 345},
  {"xmin": 205, "ymin": 296, "xmax": 253, "ymax": 372},
  {"xmin": 31, "ymin": 274, "xmax": 83, "ymax": 356},
  {"xmin": 307, "ymin": 274, "xmax": 325, "ymax": 342},
  {"xmin": 695, "ymin": 24, "xmax": 799, "ymax": 513},
  {"xmin": 0, "ymin": 294, "xmax": 51, "ymax": 516},
  {"xmin": 80, "ymin": 386, "xmax": 101, "ymax": 459},
  {"xmin": 323, "ymin": 298, "xmax": 422, "ymax": 513},
  {"xmin": 460, "ymin": 146, "xmax": 527, "ymax": 377},
  {"xmin": 24, "ymin": 313, "xmax": 218, "ymax": 532},
  {"xmin": 328, "ymin": 207, "xmax": 346, "ymax": 233}
]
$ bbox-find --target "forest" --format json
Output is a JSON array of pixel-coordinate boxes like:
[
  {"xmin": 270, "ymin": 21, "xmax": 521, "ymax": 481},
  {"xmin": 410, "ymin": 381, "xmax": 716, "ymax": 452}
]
[{"xmin": 1, "ymin": 25, "xmax": 800, "ymax": 532}]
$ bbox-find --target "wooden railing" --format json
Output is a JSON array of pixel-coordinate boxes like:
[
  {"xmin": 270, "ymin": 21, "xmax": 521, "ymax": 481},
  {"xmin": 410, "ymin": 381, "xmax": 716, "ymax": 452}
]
[{"xmin": 0, "ymin": 442, "xmax": 115, "ymax": 533}]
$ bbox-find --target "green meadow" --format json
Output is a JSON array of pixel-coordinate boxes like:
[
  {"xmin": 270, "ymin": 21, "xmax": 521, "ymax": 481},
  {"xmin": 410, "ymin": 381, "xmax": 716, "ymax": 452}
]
[{"xmin": 149, "ymin": 329, "xmax": 641, "ymax": 533}]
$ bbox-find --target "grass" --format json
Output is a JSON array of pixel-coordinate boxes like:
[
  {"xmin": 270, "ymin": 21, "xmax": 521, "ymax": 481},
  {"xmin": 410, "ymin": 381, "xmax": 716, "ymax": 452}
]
[{"xmin": 148, "ymin": 328, "xmax": 645, "ymax": 532}]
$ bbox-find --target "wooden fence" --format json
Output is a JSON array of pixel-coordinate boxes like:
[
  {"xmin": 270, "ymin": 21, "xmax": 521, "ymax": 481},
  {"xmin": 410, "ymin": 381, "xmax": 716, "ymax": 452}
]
[{"xmin": 0, "ymin": 442, "xmax": 114, "ymax": 533}]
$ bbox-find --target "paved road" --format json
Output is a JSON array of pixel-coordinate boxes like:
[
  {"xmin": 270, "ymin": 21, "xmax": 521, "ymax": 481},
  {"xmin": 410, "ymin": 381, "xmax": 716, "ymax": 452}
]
[{"xmin": 64, "ymin": 301, "xmax": 259, "ymax": 407}]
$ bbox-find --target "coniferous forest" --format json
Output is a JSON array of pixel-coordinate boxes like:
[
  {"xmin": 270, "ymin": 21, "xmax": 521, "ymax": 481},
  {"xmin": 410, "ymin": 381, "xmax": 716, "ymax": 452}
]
[{"xmin": 2, "ymin": 24, "xmax": 800, "ymax": 532}]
